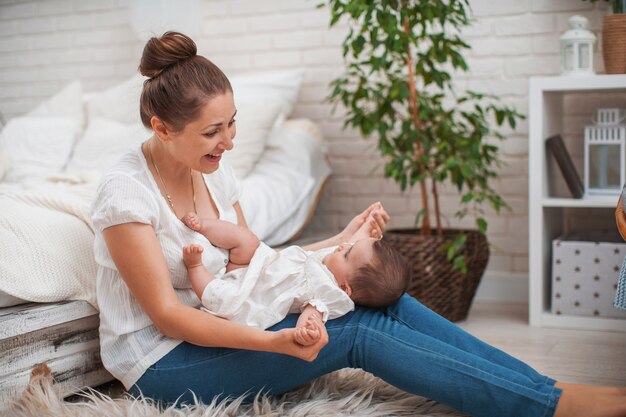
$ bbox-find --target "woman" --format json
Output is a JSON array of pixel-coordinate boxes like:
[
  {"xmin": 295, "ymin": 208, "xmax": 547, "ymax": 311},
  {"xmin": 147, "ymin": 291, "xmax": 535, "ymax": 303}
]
[{"xmin": 92, "ymin": 32, "xmax": 626, "ymax": 417}]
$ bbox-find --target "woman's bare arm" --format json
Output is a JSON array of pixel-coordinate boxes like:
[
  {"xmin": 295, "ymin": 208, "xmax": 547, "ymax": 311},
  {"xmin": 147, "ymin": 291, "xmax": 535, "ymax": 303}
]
[
  {"xmin": 301, "ymin": 202, "xmax": 390, "ymax": 251},
  {"xmin": 103, "ymin": 222, "xmax": 327, "ymax": 361}
]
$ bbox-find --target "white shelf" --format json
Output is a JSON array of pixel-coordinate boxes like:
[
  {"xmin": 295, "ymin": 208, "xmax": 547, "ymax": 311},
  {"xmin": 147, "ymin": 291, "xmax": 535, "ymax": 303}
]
[
  {"xmin": 542, "ymin": 196, "xmax": 618, "ymax": 208},
  {"xmin": 530, "ymin": 74, "xmax": 626, "ymax": 93},
  {"xmin": 528, "ymin": 74, "xmax": 626, "ymax": 332},
  {"xmin": 540, "ymin": 312, "xmax": 626, "ymax": 332}
]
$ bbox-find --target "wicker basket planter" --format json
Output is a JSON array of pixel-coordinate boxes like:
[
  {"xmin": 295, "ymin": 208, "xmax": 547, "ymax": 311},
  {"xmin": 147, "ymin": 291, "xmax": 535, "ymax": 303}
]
[
  {"xmin": 603, "ymin": 14, "xmax": 626, "ymax": 74},
  {"xmin": 383, "ymin": 228, "xmax": 489, "ymax": 322}
]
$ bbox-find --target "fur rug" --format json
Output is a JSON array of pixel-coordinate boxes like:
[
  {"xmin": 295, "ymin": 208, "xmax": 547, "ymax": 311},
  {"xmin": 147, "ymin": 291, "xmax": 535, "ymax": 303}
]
[{"xmin": 7, "ymin": 364, "xmax": 467, "ymax": 417}]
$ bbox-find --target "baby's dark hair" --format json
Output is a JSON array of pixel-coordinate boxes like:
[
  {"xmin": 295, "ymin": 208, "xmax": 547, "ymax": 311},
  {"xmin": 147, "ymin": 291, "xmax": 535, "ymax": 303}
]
[{"xmin": 349, "ymin": 239, "xmax": 411, "ymax": 308}]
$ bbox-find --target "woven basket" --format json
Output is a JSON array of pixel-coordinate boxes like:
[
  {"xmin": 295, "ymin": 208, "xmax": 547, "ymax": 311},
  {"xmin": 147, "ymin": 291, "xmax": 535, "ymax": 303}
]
[
  {"xmin": 603, "ymin": 14, "xmax": 626, "ymax": 74},
  {"xmin": 383, "ymin": 228, "xmax": 489, "ymax": 322}
]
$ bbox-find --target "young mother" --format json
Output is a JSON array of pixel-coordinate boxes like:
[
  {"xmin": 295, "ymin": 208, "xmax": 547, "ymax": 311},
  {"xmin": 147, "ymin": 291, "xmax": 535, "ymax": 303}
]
[{"xmin": 92, "ymin": 32, "xmax": 626, "ymax": 417}]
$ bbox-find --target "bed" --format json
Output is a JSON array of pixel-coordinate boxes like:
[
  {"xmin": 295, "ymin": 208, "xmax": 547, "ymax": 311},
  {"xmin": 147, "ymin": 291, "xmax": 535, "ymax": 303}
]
[{"xmin": 0, "ymin": 70, "xmax": 331, "ymax": 409}]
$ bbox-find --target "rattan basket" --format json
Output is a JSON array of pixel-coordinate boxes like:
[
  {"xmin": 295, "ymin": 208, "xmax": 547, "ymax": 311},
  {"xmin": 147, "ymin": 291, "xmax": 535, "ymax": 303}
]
[
  {"xmin": 383, "ymin": 228, "xmax": 489, "ymax": 322},
  {"xmin": 603, "ymin": 14, "xmax": 626, "ymax": 74}
]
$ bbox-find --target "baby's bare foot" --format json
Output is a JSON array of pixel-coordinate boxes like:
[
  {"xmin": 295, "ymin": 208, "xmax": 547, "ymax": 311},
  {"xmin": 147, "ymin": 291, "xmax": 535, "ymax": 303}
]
[
  {"xmin": 182, "ymin": 212, "xmax": 202, "ymax": 232},
  {"xmin": 351, "ymin": 212, "xmax": 379, "ymax": 242},
  {"xmin": 183, "ymin": 244, "xmax": 204, "ymax": 268}
]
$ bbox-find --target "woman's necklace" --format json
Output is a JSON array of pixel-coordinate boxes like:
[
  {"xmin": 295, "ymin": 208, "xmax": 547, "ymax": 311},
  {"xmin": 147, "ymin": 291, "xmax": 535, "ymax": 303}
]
[{"xmin": 148, "ymin": 141, "xmax": 197, "ymax": 215}]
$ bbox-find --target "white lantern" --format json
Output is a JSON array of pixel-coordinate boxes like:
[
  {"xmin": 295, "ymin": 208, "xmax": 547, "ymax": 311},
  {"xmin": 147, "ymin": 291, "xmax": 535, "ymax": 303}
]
[
  {"xmin": 584, "ymin": 108, "xmax": 626, "ymax": 196},
  {"xmin": 560, "ymin": 15, "xmax": 597, "ymax": 76}
]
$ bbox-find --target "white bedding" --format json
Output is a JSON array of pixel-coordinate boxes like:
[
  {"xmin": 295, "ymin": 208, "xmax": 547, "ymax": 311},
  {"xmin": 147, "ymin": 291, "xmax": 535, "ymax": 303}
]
[{"xmin": 0, "ymin": 177, "xmax": 98, "ymax": 307}]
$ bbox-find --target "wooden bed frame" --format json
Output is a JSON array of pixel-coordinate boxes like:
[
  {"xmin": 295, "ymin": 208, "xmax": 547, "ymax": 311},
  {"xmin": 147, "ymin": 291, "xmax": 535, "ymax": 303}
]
[{"xmin": 0, "ymin": 301, "xmax": 112, "ymax": 411}]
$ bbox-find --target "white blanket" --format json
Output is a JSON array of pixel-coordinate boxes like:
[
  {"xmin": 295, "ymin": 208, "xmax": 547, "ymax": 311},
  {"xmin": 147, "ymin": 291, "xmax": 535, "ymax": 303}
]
[{"xmin": 0, "ymin": 175, "xmax": 98, "ymax": 307}]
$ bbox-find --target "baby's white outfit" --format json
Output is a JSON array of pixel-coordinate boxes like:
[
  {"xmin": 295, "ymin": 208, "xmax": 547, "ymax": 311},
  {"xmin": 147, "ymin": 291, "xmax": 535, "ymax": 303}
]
[{"xmin": 201, "ymin": 243, "xmax": 355, "ymax": 328}]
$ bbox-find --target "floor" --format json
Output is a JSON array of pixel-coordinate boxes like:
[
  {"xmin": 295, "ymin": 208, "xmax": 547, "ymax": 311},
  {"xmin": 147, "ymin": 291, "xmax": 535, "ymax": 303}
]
[{"xmin": 458, "ymin": 302, "xmax": 626, "ymax": 387}]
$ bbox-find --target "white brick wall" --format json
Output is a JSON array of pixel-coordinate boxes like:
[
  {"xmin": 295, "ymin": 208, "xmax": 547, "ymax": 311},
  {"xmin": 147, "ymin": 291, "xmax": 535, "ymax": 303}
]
[{"xmin": 0, "ymin": 0, "xmax": 613, "ymax": 280}]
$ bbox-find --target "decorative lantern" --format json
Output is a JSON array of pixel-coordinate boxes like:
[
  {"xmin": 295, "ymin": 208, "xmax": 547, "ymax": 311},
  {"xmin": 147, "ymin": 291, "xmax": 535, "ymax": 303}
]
[
  {"xmin": 584, "ymin": 108, "xmax": 626, "ymax": 196},
  {"xmin": 560, "ymin": 15, "xmax": 597, "ymax": 76}
]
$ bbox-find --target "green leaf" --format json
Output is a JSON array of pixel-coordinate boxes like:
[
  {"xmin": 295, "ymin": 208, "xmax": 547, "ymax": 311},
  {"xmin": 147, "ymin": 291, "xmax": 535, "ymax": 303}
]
[
  {"xmin": 415, "ymin": 209, "xmax": 427, "ymax": 227},
  {"xmin": 476, "ymin": 217, "xmax": 487, "ymax": 234},
  {"xmin": 453, "ymin": 255, "xmax": 468, "ymax": 273},
  {"xmin": 455, "ymin": 233, "xmax": 468, "ymax": 250},
  {"xmin": 351, "ymin": 35, "xmax": 366, "ymax": 57},
  {"xmin": 446, "ymin": 233, "xmax": 467, "ymax": 260},
  {"xmin": 495, "ymin": 109, "xmax": 505, "ymax": 125}
]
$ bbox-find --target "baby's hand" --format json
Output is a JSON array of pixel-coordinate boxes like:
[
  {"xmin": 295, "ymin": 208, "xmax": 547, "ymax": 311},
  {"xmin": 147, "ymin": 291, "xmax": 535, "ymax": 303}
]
[
  {"xmin": 182, "ymin": 212, "xmax": 202, "ymax": 232},
  {"xmin": 293, "ymin": 316, "xmax": 322, "ymax": 346},
  {"xmin": 350, "ymin": 205, "xmax": 388, "ymax": 242}
]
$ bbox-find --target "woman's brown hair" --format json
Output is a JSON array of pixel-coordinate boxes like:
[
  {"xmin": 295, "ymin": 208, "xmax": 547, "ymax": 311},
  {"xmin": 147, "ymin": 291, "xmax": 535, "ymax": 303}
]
[{"xmin": 138, "ymin": 31, "xmax": 232, "ymax": 132}]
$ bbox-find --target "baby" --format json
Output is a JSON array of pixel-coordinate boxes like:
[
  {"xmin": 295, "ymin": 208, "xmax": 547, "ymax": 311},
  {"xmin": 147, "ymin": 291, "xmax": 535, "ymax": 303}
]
[{"xmin": 181, "ymin": 212, "xmax": 410, "ymax": 346}]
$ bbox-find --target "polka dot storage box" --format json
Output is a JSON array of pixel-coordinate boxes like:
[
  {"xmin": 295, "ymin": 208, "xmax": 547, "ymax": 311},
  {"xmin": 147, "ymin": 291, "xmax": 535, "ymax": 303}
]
[{"xmin": 551, "ymin": 233, "xmax": 626, "ymax": 319}]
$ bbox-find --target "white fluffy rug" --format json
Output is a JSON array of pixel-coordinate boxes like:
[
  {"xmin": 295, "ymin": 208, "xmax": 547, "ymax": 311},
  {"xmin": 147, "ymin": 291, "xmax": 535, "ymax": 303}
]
[{"xmin": 8, "ymin": 364, "xmax": 467, "ymax": 417}]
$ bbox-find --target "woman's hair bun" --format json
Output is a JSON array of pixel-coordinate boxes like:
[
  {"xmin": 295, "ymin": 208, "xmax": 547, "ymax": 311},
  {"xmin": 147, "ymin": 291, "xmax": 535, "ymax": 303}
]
[{"xmin": 139, "ymin": 31, "xmax": 197, "ymax": 78}]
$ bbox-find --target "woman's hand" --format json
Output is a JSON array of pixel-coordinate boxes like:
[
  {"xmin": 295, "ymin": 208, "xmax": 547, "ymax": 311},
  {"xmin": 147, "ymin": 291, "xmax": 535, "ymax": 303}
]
[
  {"xmin": 270, "ymin": 318, "xmax": 328, "ymax": 362},
  {"xmin": 338, "ymin": 202, "xmax": 390, "ymax": 243},
  {"xmin": 293, "ymin": 316, "xmax": 322, "ymax": 346}
]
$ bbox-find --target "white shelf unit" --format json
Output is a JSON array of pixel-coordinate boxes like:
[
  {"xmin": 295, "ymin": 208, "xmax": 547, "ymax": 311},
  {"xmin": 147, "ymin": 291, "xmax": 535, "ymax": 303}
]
[{"xmin": 529, "ymin": 74, "xmax": 626, "ymax": 333}]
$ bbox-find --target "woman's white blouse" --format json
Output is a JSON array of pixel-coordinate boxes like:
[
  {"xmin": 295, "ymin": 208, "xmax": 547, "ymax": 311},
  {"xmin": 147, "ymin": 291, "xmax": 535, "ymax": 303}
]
[
  {"xmin": 91, "ymin": 146, "xmax": 242, "ymax": 390},
  {"xmin": 202, "ymin": 243, "xmax": 355, "ymax": 329}
]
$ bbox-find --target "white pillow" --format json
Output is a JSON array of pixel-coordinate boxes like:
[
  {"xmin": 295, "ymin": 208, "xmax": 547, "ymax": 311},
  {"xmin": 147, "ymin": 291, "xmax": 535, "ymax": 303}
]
[
  {"xmin": 84, "ymin": 74, "xmax": 147, "ymax": 125},
  {"xmin": 67, "ymin": 118, "xmax": 151, "ymax": 173},
  {"xmin": 83, "ymin": 68, "xmax": 304, "ymax": 128},
  {"xmin": 27, "ymin": 81, "xmax": 85, "ymax": 127},
  {"xmin": 229, "ymin": 69, "xmax": 304, "ymax": 119},
  {"xmin": 1, "ymin": 117, "xmax": 81, "ymax": 183},
  {"xmin": 223, "ymin": 98, "xmax": 283, "ymax": 179},
  {"xmin": 240, "ymin": 120, "xmax": 329, "ymax": 244}
]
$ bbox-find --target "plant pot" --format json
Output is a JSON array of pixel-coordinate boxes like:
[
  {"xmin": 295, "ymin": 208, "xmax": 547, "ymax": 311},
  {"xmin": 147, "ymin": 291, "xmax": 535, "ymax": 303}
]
[
  {"xmin": 383, "ymin": 228, "xmax": 489, "ymax": 322},
  {"xmin": 603, "ymin": 14, "xmax": 626, "ymax": 74}
]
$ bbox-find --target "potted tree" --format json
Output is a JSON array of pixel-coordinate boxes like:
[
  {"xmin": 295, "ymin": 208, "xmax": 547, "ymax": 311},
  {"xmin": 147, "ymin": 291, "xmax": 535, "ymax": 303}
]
[
  {"xmin": 586, "ymin": 0, "xmax": 626, "ymax": 74},
  {"xmin": 320, "ymin": 0, "xmax": 523, "ymax": 321}
]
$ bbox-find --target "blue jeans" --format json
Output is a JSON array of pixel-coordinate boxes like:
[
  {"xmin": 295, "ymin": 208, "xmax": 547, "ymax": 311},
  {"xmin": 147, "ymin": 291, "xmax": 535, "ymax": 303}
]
[{"xmin": 131, "ymin": 294, "xmax": 561, "ymax": 417}]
